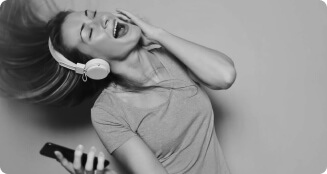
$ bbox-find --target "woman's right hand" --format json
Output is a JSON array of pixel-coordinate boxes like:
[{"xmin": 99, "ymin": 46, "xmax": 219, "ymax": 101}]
[
  {"xmin": 114, "ymin": 9, "xmax": 162, "ymax": 47},
  {"xmin": 54, "ymin": 145, "xmax": 117, "ymax": 174}
]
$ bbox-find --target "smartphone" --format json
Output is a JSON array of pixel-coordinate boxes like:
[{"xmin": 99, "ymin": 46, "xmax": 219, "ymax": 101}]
[{"xmin": 40, "ymin": 142, "xmax": 110, "ymax": 170}]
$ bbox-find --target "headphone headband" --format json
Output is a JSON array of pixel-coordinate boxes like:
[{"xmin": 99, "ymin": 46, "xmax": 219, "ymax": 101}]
[
  {"xmin": 48, "ymin": 38, "xmax": 85, "ymax": 74},
  {"xmin": 48, "ymin": 38, "xmax": 110, "ymax": 82}
]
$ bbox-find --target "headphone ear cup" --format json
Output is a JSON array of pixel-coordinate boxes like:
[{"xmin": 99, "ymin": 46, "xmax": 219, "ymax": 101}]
[{"xmin": 84, "ymin": 59, "xmax": 110, "ymax": 80}]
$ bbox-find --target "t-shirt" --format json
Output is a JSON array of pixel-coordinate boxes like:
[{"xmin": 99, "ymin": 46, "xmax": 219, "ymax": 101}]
[{"xmin": 91, "ymin": 47, "xmax": 231, "ymax": 174}]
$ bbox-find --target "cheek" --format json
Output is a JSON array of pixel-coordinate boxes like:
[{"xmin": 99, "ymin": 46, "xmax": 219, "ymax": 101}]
[
  {"xmin": 97, "ymin": 42, "xmax": 130, "ymax": 58},
  {"xmin": 134, "ymin": 27, "xmax": 142, "ymax": 39},
  {"xmin": 126, "ymin": 26, "xmax": 142, "ymax": 47},
  {"xmin": 92, "ymin": 27, "xmax": 142, "ymax": 58}
]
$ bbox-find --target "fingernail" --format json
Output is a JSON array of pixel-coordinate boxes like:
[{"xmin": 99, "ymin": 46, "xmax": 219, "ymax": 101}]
[
  {"xmin": 54, "ymin": 151, "xmax": 60, "ymax": 156},
  {"xmin": 99, "ymin": 152, "xmax": 104, "ymax": 157},
  {"xmin": 91, "ymin": 146, "xmax": 96, "ymax": 151},
  {"xmin": 76, "ymin": 144, "xmax": 83, "ymax": 151}
]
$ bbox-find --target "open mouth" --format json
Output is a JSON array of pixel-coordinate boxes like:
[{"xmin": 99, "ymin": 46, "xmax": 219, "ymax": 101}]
[{"xmin": 113, "ymin": 20, "xmax": 129, "ymax": 39}]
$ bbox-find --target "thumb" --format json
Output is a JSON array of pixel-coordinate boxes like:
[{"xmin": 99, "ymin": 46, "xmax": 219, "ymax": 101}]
[{"xmin": 141, "ymin": 35, "xmax": 152, "ymax": 46}]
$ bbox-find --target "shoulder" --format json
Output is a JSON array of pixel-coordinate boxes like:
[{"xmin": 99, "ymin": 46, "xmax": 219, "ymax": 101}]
[
  {"xmin": 150, "ymin": 46, "xmax": 200, "ymax": 86},
  {"xmin": 149, "ymin": 47, "xmax": 185, "ymax": 73},
  {"xmin": 91, "ymin": 88, "xmax": 122, "ymax": 121}
]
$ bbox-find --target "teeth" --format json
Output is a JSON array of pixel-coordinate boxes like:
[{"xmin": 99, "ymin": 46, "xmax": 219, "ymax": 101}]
[{"xmin": 113, "ymin": 20, "xmax": 118, "ymax": 38}]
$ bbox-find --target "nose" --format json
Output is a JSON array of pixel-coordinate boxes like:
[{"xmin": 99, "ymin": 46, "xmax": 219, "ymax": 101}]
[
  {"xmin": 89, "ymin": 13, "xmax": 116, "ymax": 30},
  {"xmin": 88, "ymin": 15, "xmax": 109, "ymax": 29},
  {"xmin": 100, "ymin": 15, "xmax": 106, "ymax": 28},
  {"xmin": 100, "ymin": 15, "xmax": 110, "ymax": 29}
]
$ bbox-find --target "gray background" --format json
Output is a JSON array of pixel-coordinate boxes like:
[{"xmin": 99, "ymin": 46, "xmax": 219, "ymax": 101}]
[{"xmin": 0, "ymin": 0, "xmax": 327, "ymax": 173}]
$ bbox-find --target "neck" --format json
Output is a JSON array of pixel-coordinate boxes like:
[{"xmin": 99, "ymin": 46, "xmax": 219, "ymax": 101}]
[{"xmin": 109, "ymin": 46, "xmax": 160, "ymax": 86}]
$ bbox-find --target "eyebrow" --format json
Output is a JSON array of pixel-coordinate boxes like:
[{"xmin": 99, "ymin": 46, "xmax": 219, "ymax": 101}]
[{"xmin": 80, "ymin": 10, "xmax": 88, "ymax": 43}]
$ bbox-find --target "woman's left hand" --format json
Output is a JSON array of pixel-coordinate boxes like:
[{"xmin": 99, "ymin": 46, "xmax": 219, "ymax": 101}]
[{"xmin": 114, "ymin": 9, "xmax": 163, "ymax": 47}]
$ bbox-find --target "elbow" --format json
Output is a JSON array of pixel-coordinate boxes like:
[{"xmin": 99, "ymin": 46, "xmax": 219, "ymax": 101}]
[
  {"xmin": 209, "ymin": 66, "xmax": 237, "ymax": 90},
  {"xmin": 223, "ymin": 67, "xmax": 237, "ymax": 89},
  {"xmin": 215, "ymin": 56, "xmax": 237, "ymax": 90}
]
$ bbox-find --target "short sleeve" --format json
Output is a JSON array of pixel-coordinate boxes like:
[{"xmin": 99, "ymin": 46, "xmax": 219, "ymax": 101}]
[
  {"xmin": 150, "ymin": 46, "xmax": 198, "ymax": 86},
  {"xmin": 91, "ymin": 105, "xmax": 137, "ymax": 154}
]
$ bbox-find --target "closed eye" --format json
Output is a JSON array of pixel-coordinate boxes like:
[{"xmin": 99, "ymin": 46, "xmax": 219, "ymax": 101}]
[
  {"xmin": 89, "ymin": 28, "xmax": 93, "ymax": 40},
  {"xmin": 93, "ymin": 11, "xmax": 97, "ymax": 18}
]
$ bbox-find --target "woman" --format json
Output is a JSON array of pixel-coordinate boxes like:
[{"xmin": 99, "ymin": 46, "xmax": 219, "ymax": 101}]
[{"xmin": 0, "ymin": 2, "xmax": 236, "ymax": 174}]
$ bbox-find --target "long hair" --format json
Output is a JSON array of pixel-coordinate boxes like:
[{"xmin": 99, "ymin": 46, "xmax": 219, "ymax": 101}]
[
  {"xmin": 0, "ymin": 1, "xmax": 113, "ymax": 107},
  {"xmin": 0, "ymin": 1, "xmax": 174, "ymax": 107}
]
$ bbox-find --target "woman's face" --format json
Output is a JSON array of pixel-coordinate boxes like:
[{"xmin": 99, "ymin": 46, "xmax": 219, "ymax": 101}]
[{"xmin": 61, "ymin": 10, "xmax": 142, "ymax": 61}]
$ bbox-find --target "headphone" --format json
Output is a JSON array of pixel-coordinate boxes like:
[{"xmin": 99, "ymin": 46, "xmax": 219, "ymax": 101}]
[{"xmin": 48, "ymin": 38, "xmax": 110, "ymax": 82}]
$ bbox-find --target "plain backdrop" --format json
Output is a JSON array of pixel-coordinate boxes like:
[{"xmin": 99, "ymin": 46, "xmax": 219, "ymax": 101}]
[{"xmin": 0, "ymin": 0, "xmax": 327, "ymax": 174}]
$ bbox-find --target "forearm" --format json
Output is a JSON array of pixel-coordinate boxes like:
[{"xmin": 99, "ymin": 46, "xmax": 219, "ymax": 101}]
[{"xmin": 155, "ymin": 29, "xmax": 236, "ymax": 89}]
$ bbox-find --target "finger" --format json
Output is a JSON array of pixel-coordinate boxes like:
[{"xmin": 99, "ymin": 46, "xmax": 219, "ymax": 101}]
[
  {"xmin": 113, "ymin": 13, "xmax": 130, "ymax": 23},
  {"xmin": 115, "ymin": 8, "xmax": 133, "ymax": 17},
  {"xmin": 115, "ymin": 9, "xmax": 139, "ymax": 21},
  {"xmin": 73, "ymin": 144, "xmax": 84, "ymax": 174},
  {"xmin": 85, "ymin": 146, "xmax": 96, "ymax": 174},
  {"xmin": 96, "ymin": 151, "xmax": 105, "ymax": 173},
  {"xmin": 115, "ymin": 10, "xmax": 146, "ymax": 23},
  {"xmin": 115, "ymin": 9, "xmax": 147, "ymax": 29},
  {"xmin": 54, "ymin": 151, "xmax": 75, "ymax": 173}
]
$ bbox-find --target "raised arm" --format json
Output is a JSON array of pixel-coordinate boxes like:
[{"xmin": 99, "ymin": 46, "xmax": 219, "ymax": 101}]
[
  {"xmin": 154, "ymin": 31, "xmax": 236, "ymax": 90},
  {"xmin": 115, "ymin": 9, "xmax": 237, "ymax": 90}
]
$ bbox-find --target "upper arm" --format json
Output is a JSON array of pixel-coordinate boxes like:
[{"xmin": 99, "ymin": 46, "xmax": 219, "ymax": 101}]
[
  {"xmin": 187, "ymin": 69, "xmax": 222, "ymax": 90},
  {"xmin": 112, "ymin": 136, "xmax": 169, "ymax": 174},
  {"xmin": 187, "ymin": 68, "xmax": 235, "ymax": 90}
]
